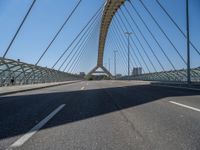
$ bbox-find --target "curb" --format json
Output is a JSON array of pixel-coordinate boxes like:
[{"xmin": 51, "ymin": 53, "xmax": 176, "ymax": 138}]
[
  {"xmin": 0, "ymin": 81, "xmax": 81, "ymax": 96},
  {"xmin": 150, "ymin": 83, "xmax": 200, "ymax": 92}
]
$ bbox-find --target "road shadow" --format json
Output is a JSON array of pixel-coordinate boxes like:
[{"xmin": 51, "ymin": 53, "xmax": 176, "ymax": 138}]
[{"xmin": 0, "ymin": 84, "xmax": 200, "ymax": 141}]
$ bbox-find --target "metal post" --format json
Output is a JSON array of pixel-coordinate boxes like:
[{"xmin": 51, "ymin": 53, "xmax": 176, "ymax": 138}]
[
  {"xmin": 108, "ymin": 58, "xmax": 110, "ymax": 72},
  {"xmin": 128, "ymin": 35, "xmax": 130, "ymax": 79},
  {"xmin": 114, "ymin": 51, "xmax": 117, "ymax": 79},
  {"xmin": 125, "ymin": 32, "xmax": 132, "ymax": 80},
  {"xmin": 186, "ymin": 0, "xmax": 191, "ymax": 85}
]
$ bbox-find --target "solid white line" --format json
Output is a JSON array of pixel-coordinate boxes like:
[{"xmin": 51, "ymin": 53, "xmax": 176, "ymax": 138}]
[
  {"xmin": 10, "ymin": 104, "xmax": 66, "ymax": 148},
  {"xmin": 81, "ymin": 87, "xmax": 85, "ymax": 90},
  {"xmin": 169, "ymin": 101, "xmax": 200, "ymax": 112}
]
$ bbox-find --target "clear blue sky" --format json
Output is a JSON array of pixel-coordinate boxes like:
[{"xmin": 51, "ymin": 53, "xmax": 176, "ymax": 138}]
[{"xmin": 0, "ymin": 0, "xmax": 199, "ymax": 75}]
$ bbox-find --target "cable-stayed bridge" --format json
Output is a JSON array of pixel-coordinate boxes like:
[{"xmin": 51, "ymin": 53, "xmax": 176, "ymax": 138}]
[
  {"xmin": 0, "ymin": 0, "xmax": 199, "ymax": 85},
  {"xmin": 0, "ymin": 1, "xmax": 200, "ymax": 150}
]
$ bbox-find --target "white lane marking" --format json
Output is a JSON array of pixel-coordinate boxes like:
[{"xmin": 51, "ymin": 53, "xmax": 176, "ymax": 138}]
[
  {"xmin": 169, "ymin": 101, "xmax": 200, "ymax": 112},
  {"xmin": 81, "ymin": 86, "xmax": 85, "ymax": 90},
  {"xmin": 10, "ymin": 104, "xmax": 66, "ymax": 148},
  {"xmin": 86, "ymin": 82, "xmax": 89, "ymax": 86}
]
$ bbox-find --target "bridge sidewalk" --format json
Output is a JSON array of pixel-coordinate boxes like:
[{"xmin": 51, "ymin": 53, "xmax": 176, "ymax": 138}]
[{"xmin": 0, "ymin": 81, "xmax": 81, "ymax": 96}]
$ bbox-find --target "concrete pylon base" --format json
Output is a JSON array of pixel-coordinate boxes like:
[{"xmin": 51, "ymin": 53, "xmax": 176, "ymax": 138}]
[{"xmin": 86, "ymin": 65, "xmax": 113, "ymax": 78}]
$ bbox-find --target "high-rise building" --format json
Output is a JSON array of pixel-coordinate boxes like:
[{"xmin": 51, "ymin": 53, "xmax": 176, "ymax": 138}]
[
  {"xmin": 79, "ymin": 72, "xmax": 85, "ymax": 77},
  {"xmin": 132, "ymin": 67, "xmax": 142, "ymax": 76}
]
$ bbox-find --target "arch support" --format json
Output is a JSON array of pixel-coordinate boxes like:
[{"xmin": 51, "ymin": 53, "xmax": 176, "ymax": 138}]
[{"xmin": 88, "ymin": 0, "xmax": 125, "ymax": 77}]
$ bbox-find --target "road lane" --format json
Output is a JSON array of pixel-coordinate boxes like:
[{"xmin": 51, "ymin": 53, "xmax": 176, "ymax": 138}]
[
  {"xmin": 1, "ymin": 80, "xmax": 200, "ymax": 150},
  {"xmin": 0, "ymin": 82, "xmax": 84, "ymax": 149},
  {"xmin": 17, "ymin": 81, "xmax": 149, "ymax": 150},
  {"xmin": 99, "ymin": 81, "xmax": 200, "ymax": 150},
  {"xmin": 10, "ymin": 104, "xmax": 66, "ymax": 148}
]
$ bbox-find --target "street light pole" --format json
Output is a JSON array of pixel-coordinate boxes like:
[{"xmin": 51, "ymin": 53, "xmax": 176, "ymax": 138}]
[
  {"xmin": 125, "ymin": 32, "xmax": 132, "ymax": 80},
  {"xmin": 186, "ymin": 0, "xmax": 191, "ymax": 85},
  {"xmin": 108, "ymin": 58, "xmax": 110, "ymax": 72},
  {"xmin": 114, "ymin": 50, "xmax": 117, "ymax": 79}
]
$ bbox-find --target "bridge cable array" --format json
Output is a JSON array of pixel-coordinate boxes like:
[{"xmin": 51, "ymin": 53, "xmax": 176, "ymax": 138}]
[
  {"xmin": 62, "ymin": 13, "xmax": 101, "ymax": 72},
  {"xmin": 0, "ymin": 1, "xmax": 105, "ymax": 86},
  {"xmin": 51, "ymin": 4, "xmax": 104, "ymax": 69},
  {"xmin": 71, "ymin": 17, "xmax": 101, "ymax": 73},
  {"xmin": 57, "ymin": 8, "xmax": 102, "ymax": 71},
  {"xmin": 3, "ymin": 0, "xmax": 36, "ymax": 58},
  {"xmin": 155, "ymin": 0, "xmax": 200, "ymax": 56},
  {"xmin": 35, "ymin": 0, "xmax": 82, "ymax": 65},
  {"xmin": 104, "ymin": 0, "xmax": 200, "ymax": 81}
]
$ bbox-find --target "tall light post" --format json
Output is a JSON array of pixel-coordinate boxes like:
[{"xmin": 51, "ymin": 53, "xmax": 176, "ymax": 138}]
[
  {"xmin": 124, "ymin": 32, "xmax": 132, "ymax": 80},
  {"xmin": 114, "ymin": 50, "xmax": 118, "ymax": 79},
  {"xmin": 104, "ymin": 63, "xmax": 107, "ymax": 69},
  {"xmin": 186, "ymin": 0, "xmax": 191, "ymax": 85},
  {"xmin": 108, "ymin": 58, "xmax": 110, "ymax": 72}
]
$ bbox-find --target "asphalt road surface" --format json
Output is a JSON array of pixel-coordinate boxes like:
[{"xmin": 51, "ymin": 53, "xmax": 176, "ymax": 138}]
[{"xmin": 0, "ymin": 80, "xmax": 200, "ymax": 150}]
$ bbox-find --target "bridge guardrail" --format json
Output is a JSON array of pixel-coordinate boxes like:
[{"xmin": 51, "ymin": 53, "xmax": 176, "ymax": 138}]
[
  {"xmin": 120, "ymin": 67, "xmax": 200, "ymax": 83},
  {"xmin": 0, "ymin": 57, "xmax": 82, "ymax": 87}
]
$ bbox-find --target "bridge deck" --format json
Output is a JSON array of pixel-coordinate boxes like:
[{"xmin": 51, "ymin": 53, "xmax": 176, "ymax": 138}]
[{"xmin": 1, "ymin": 81, "xmax": 200, "ymax": 150}]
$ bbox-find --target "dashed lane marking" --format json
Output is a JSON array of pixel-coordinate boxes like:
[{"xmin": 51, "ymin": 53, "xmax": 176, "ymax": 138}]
[
  {"xmin": 9, "ymin": 104, "xmax": 66, "ymax": 148},
  {"xmin": 169, "ymin": 101, "xmax": 200, "ymax": 112}
]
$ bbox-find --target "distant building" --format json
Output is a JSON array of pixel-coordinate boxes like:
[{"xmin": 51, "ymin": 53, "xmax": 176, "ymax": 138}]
[
  {"xmin": 79, "ymin": 72, "xmax": 85, "ymax": 77},
  {"xmin": 132, "ymin": 67, "xmax": 142, "ymax": 76},
  {"xmin": 116, "ymin": 74, "xmax": 122, "ymax": 79}
]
